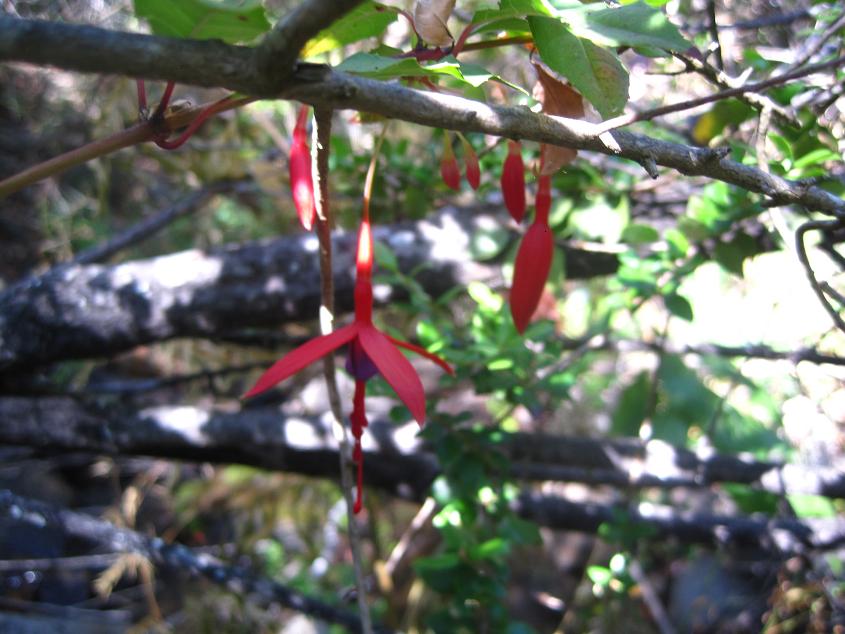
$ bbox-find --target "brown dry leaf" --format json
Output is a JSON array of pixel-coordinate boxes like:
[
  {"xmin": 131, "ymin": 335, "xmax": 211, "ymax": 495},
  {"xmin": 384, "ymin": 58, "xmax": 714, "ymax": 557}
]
[
  {"xmin": 532, "ymin": 62, "xmax": 585, "ymax": 174},
  {"xmin": 414, "ymin": 0, "xmax": 456, "ymax": 47}
]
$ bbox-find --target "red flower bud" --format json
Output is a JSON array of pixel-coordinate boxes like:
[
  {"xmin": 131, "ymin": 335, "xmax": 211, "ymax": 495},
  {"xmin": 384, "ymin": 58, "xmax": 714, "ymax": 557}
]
[
  {"xmin": 460, "ymin": 134, "xmax": 480, "ymax": 190},
  {"xmin": 510, "ymin": 222, "xmax": 554, "ymax": 333},
  {"xmin": 440, "ymin": 132, "xmax": 461, "ymax": 191},
  {"xmin": 510, "ymin": 175, "xmax": 554, "ymax": 333},
  {"xmin": 289, "ymin": 106, "xmax": 316, "ymax": 231},
  {"xmin": 501, "ymin": 140, "xmax": 525, "ymax": 223}
]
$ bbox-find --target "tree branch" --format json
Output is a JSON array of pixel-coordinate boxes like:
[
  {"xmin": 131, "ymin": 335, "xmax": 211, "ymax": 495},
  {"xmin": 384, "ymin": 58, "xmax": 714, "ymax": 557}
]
[
  {"xmin": 1, "ymin": 397, "xmax": 843, "ymax": 501},
  {"xmin": 1, "ymin": 397, "xmax": 843, "ymax": 554},
  {"xmin": 2, "ymin": 17, "xmax": 843, "ymax": 217},
  {"xmin": 73, "ymin": 179, "xmax": 250, "ymax": 265},
  {"xmin": 0, "ymin": 206, "xmax": 616, "ymax": 372},
  {"xmin": 254, "ymin": 0, "xmax": 363, "ymax": 84},
  {"xmin": 0, "ymin": 489, "xmax": 383, "ymax": 633}
]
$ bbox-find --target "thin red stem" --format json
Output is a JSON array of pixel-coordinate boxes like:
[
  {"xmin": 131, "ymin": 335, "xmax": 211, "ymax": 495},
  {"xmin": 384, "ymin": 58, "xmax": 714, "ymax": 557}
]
[
  {"xmin": 451, "ymin": 23, "xmax": 476, "ymax": 57},
  {"xmin": 136, "ymin": 79, "xmax": 147, "ymax": 114},
  {"xmin": 151, "ymin": 81, "xmax": 176, "ymax": 121},
  {"xmin": 155, "ymin": 96, "xmax": 253, "ymax": 150}
]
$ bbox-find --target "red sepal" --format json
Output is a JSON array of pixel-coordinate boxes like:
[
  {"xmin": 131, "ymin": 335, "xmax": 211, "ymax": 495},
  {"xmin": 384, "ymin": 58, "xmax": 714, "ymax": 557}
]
[
  {"xmin": 358, "ymin": 325, "xmax": 427, "ymax": 425},
  {"xmin": 242, "ymin": 324, "xmax": 359, "ymax": 398}
]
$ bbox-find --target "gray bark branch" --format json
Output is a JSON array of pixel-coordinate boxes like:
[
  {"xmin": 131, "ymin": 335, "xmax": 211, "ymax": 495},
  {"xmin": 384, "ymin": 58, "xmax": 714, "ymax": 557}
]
[
  {"xmin": 1, "ymin": 396, "xmax": 843, "ymax": 503},
  {"xmin": 1, "ymin": 17, "xmax": 842, "ymax": 217},
  {"xmin": 0, "ymin": 489, "xmax": 383, "ymax": 633},
  {"xmin": 0, "ymin": 207, "xmax": 617, "ymax": 371}
]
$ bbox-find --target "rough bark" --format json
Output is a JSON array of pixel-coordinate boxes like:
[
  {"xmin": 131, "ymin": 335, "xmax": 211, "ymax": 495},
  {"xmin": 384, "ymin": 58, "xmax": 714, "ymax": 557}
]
[
  {"xmin": 1, "ymin": 397, "xmax": 844, "ymax": 554},
  {"xmin": 2, "ymin": 396, "xmax": 843, "ymax": 502},
  {"xmin": 0, "ymin": 206, "xmax": 617, "ymax": 371},
  {"xmin": 1, "ymin": 17, "xmax": 843, "ymax": 217},
  {"xmin": 0, "ymin": 489, "xmax": 383, "ymax": 633}
]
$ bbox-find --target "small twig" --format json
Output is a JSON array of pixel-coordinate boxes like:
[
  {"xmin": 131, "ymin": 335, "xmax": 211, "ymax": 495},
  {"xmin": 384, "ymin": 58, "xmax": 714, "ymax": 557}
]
[
  {"xmin": 594, "ymin": 54, "xmax": 845, "ymax": 135},
  {"xmin": 629, "ymin": 559, "xmax": 678, "ymax": 634},
  {"xmin": 795, "ymin": 219, "xmax": 845, "ymax": 334},
  {"xmin": 73, "ymin": 179, "xmax": 250, "ymax": 265},
  {"xmin": 312, "ymin": 106, "xmax": 373, "ymax": 634},
  {"xmin": 721, "ymin": 9, "xmax": 812, "ymax": 31},
  {"xmin": 780, "ymin": 11, "xmax": 845, "ymax": 75},
  {"xmin": 0, "ymin": 97, "xmax": 250, "ymax": 198},
  {"xmin": 0, "ymin": 489, "xmax": 374, "ymax": 632},
  {"xmin": 706, "ymin": 0, "xmax": 724, "ymax": 71}
]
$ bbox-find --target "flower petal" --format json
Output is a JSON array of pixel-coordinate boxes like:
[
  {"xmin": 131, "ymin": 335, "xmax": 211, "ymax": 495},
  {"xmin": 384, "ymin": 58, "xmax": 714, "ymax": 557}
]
[
  {"xmin": 243, "ymin": 324, "xmax": 359, "ymax": 398},
  {"xmin": 510, "ymin": 221, "xmax": 554, "ymax": 334},
  {"xmin": 359, "ymin": 326, "xmax": 427, "ymax": 425},
  {"xmin": 388, "ymin": 335, "xmax": 454, "ymax": 376}
]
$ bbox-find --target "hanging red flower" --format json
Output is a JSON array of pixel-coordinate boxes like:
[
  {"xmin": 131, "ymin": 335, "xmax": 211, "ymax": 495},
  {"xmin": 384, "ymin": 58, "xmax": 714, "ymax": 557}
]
[
  {"xmin": 510, "ymin": 174, "xmax": 554, "ymax": 333},
  {"xmin": 245, "ymin": 215, "xmax": 452, "ymax": 512},
  {"xmin": 289, "ymin": 105, "xmax": 316, "ymax": 231}
]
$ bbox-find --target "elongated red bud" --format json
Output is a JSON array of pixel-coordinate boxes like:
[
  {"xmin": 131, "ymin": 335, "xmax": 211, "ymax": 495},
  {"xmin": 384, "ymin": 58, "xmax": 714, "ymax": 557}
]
[
  {"xmin": 536, "ymin": 174, "xmax": 551, "ymax": 223},
  {"xmin": 289, "ymin": 106, "xmax": 316, "ymax": 231},
  {"xmin": 510, "ymin": 221, "xmax": 554, "ymax": 334},
  {"xmin": 440, "ymin": 132, "xmax": 460, "ymax": 191},
  {"xmin": 460, "ymin": 134, "xmax": 480, "ymax": 190},
  {"xmin": 501, "ymin": 140, "xmax": 525, "ymax": 222}
]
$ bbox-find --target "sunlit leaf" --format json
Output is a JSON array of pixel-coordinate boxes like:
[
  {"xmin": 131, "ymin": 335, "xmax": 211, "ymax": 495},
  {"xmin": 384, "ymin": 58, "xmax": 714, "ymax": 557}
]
[
  {"xmin": 529, "ymin": 16, "xmax": 628, "ymax": 118},
  {"xmin": 302, "ymin": 2, "xmax": 396, "ymax": 58},
  {"xmin": 134, "ymin": 0, "xmax": 270, "ymax": 43}
]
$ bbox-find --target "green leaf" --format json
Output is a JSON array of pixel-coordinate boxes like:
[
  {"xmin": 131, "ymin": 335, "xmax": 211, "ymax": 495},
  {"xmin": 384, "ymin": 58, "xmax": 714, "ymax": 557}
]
[
  {"xmin": 664, "ymin": 228, "xmax": 689, "ymax": 257},
  {"xmin": 612, "ymin": 371, "xmax": 650, "ymax": 436},
  {"xmin": 133, "ymin": 0, "xmax": 271, "ymax": 43},
  {"xmin": 337, "ymin": 53, "xmax": 518, "ymax": 93},
  {"xmin": 792, "ymin": 147, "xmax": 839, "ymax": 170},
  {"xmin": 498, "ymin": 0, "xmax": 556, "ymax": 16},
  {"xmin": 789, "ymin": 494, "xmax": 837, "ymax": 519},
  {"xmin": 664, "ymin": 292, "xmax": 693, "ymax": 321},
  {"xmin": 471, "ymin": 223, "xmax": 510, "ymax": 260},
  {"xmin": 621, "ymin": 223, "xmax": 659, "ymax": 244},
  {"xmin": 471, "ymin": 537, "xmax": 510, "ymax": 560},
  {"xmin": 373, "ymin": 240, "xmax": 399, "ymax": 272},
  {"xmin": 587, "ymin": 565, "xmax": 612, "ymax": 586},
  {"xmin": 302, "ymin": 2, "xmax": 396, "ymax": 58},
  {"xmin": 529, "ymin": 16, "xmax": 629, "ymax": 118},
  {"xmin": 692, "ymin": 99, "xmax": 755, "ymax": 144},
  {"xmin": 336, "ymin": 52, "xmax": 430, "ymax": 79},
  {"xmin": 713, "ymin": 232, "xmax": 758, "ymax": 276},
  {"xmin": 559, "ymin": 1, "xmax": 691, "ymax": 52}
]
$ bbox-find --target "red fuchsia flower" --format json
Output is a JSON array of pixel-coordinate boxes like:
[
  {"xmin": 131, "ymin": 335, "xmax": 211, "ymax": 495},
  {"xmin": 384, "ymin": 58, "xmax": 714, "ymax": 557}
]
[
  {"xmin": 289, "ymin": 105, "xmax": 316, "ymax": 231},
  {"xmin": 459, "ymin": 133, "xmax": 480, "ymax": 190},
  {"xmin": 244, "ymin": 215, "xmax": 453, "ymax": 512},
  {"xmin": 440, "ymin": 131, "xmax": 461, "ymax": 191},
  {"xmin": 501, "ymin": 140, "xmax": 526, "ymax": 223},
  {"xmin": 510, "ymin": 173, "xmax": 554, "ymax": 333}
]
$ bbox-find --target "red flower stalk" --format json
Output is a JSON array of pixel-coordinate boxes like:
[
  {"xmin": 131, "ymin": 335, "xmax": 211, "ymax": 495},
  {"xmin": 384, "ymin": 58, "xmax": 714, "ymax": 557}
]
[
  {"xmin": 501, "ymin": 140, "xmax": 526, "ymax": 223},
  {"xmin": 440, "ymin": 131, "xmax": 461, "ymax": 191},
  {"xmin": 350, "ymin": 379, "xmax": 368, "ymax": 512},
  {"xmin": 510, "ymin": 174, "xmax": 554, "ymax": 333},
  {"xmin": 244, "ymin": 215, "xmax": 453, "ymax": 511},
  {"xmin": 290, "ymin": 106, "xmax": 316, "ymax": 231},
  {"xmin": 459, "ymin": 133, "xmax": 480, "ymax": 190}
]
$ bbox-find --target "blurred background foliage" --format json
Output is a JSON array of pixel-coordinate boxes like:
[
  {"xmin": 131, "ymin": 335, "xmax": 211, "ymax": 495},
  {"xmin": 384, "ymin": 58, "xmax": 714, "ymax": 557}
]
[{"xmin": 1, "ymin": 0, "xmax": 845, "ymax": 632}]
